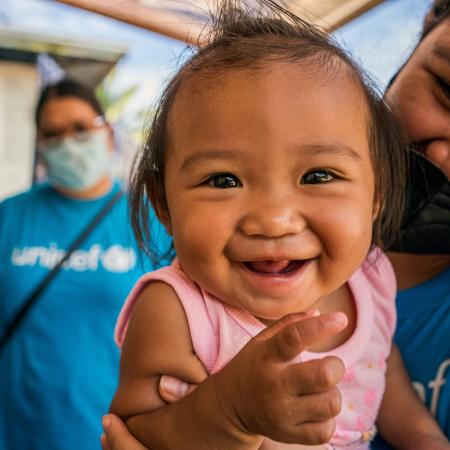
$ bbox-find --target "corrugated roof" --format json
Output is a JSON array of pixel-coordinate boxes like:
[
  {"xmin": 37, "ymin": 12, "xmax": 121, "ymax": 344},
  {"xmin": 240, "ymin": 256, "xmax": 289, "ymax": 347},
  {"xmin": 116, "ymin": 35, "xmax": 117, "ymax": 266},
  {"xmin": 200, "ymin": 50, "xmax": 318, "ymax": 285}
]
[
  {"xmin": 57, "ymin": 0, "xmax": 384, "ymax": 43},
  {"xmin": 0, "ymin": 26, "xmax": 126, "ymax": 87},
  {"xmin": 0, "ymin": 26, "xmax": 126, "ymax": 61}
]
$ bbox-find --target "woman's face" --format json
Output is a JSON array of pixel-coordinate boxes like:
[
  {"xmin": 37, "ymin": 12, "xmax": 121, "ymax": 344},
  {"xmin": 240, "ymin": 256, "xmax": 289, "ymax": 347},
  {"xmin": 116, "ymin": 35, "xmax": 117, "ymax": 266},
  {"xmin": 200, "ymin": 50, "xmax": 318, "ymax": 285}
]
[
  {"xmin": 38, "ymin": 96, "xmax": 114, "ymax": 198},
  {"xmin": 38, "ymin": 96, "xmax": 108, "ymax": 145},
  {"xmin": 386, "ymin": 19, "xmax": 450, "ymax": 178}
]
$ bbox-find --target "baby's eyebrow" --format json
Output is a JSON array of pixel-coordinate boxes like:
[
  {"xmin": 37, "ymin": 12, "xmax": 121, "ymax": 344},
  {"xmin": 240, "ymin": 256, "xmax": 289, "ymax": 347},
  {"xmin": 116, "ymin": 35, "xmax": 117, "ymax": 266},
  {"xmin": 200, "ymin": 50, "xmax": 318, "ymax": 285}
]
[
  {"xmin": 180, "ymin": 149, "xmax": 239, "ymax": 171},
  {"xmin": 180, "ymin": 143, "xmax": 363, "ymax": 171},
  {"xmin": 299, "ymin": 144, "xmax": 363, "ymax": 161}
]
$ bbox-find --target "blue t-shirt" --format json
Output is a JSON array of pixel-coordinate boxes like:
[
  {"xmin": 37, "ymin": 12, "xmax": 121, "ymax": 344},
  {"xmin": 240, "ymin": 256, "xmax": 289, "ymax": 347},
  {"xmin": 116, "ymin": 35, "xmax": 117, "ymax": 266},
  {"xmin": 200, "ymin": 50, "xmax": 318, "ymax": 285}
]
[
  {"xmin": 372, "ymin": 266, "xmax": 450, "ymax": 448},
  {"xmin": 0, "ymin": 183, "xmax": 171, "ymax": 450}
]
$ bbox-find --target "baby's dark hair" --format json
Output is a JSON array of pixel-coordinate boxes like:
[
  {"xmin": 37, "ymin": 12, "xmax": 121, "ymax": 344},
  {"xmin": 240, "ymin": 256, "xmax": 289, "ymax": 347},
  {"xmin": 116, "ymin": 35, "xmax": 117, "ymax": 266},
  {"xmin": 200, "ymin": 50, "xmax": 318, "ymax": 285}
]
[{"xmin": 130, "ymin": 0, "xmax": 407, "ymax": 262}]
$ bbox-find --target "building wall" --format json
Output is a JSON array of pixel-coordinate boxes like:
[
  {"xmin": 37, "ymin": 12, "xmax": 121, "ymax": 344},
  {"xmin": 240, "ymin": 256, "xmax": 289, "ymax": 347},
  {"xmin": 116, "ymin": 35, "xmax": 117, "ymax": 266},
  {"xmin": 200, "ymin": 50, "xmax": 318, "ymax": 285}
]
[{"xmin": 0, "ymin": 61, "xmax": 38, "ymax": 200}]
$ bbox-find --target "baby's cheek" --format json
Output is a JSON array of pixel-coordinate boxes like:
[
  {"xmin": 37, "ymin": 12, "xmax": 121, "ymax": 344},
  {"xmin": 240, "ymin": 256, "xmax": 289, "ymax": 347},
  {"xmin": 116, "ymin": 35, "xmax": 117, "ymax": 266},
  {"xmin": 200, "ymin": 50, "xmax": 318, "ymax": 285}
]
[
  {"xmin": 172, "ymin": 213, "xmax": 226, "ymax": 258},
  {"xmin": 322, "ymin": 207, "xmax": 373, "ymax": 260}
]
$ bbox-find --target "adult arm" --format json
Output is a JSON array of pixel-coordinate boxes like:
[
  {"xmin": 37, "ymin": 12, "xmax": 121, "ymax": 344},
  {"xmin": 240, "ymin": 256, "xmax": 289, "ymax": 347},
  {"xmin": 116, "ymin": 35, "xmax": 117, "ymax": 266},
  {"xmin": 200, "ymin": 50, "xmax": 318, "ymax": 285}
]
[
  {"xmin": 101, "ymin": 414, "xmax": 149, "ymax": 450},
  {"xmin": 376, "ymin": 345, "xmax": 449, "ymax": 450}
]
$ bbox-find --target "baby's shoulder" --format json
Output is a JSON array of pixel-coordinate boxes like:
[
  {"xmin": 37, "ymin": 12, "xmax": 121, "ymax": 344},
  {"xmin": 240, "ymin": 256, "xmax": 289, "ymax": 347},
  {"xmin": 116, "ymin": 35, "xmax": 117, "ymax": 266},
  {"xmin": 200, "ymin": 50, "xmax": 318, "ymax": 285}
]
[
  {"xmin": 355, "ymin": 247, "xmax": 397, "ymax": 301},
  {"xmin": 360, "ymin": 247, "xmax": 396, "ymax": 285}
]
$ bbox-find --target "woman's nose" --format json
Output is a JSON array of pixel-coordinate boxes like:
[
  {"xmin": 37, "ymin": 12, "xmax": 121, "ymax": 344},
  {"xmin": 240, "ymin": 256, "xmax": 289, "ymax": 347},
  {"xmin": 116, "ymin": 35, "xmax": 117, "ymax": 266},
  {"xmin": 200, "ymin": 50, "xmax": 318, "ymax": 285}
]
[
  {"xmin": 238, "ymin": 198, "xmax": 306, "ymax": 238},
  {"xmin": 425, "ymin": 140, "xmax": 450, "ymax": 178}
]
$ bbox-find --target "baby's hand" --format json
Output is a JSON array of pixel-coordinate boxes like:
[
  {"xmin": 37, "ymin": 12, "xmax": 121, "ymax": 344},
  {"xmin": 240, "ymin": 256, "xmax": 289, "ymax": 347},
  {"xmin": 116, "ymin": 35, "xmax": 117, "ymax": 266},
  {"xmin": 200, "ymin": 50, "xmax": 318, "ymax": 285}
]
[{"xmin": 212, "ymin": 312, "xmax": 347, "ymax": 445}]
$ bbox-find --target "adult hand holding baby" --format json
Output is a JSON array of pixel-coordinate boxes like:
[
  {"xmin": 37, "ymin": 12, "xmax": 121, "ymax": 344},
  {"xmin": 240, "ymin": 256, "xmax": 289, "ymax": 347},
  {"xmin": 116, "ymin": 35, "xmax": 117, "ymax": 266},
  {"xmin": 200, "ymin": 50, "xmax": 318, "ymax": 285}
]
[{"xmin": 102, "ymin": 311, "xmax": 347, "ymax": 450}]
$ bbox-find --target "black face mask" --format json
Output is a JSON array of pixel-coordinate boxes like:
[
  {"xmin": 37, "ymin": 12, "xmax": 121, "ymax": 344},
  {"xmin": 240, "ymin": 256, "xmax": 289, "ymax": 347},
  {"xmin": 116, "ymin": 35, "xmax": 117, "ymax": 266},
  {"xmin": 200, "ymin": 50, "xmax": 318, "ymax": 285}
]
[{"xmin": 389, "ymin": 150, "xmax": 450, "ymax": 254}]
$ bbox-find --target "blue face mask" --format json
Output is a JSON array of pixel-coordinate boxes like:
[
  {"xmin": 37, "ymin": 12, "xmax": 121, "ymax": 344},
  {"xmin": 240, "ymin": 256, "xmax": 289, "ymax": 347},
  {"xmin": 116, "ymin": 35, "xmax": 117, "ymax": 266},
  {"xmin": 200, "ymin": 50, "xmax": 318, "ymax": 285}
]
[{"xmin": 40, "ymin": 128, "xmax": 111, "ymax": 191}]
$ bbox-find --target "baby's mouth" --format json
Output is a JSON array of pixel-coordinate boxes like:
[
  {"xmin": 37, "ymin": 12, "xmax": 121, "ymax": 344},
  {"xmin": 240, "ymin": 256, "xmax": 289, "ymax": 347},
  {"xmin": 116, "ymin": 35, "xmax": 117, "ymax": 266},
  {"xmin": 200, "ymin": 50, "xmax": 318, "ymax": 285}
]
[{"xmin": 243, "ymin": 259, "xmax": 305, "ymax": 275}]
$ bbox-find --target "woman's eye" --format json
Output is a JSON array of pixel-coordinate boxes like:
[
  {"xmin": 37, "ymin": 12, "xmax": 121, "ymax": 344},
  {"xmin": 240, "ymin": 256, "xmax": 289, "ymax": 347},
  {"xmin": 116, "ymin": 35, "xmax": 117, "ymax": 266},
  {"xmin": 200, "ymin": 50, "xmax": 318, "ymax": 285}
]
[
  {"xmin": 436, "ymin": 76, "xmax": 450, "ymax": 100},
  {"xmin": 301, "ymin": 170, "xmax": 335, "ymax": 184},
  {"xmin": 41, "ymin": 129, "xmax": 63, "ymax": 140},
  {"xmin": 207, "ymin": 173, "xmax": 242, "ymax": 188},
  {"xmin": 73, "ymin": 124, "xmax": 90, "ymax": 133}
]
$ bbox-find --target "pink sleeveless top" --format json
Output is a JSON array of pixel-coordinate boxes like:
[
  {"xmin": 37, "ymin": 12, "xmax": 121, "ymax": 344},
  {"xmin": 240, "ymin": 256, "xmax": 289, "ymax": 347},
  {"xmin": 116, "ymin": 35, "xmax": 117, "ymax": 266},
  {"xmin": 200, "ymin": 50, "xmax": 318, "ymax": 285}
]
[{"xmin": 116, "ymin": 248, "xmax": 396, "ymax": 449}]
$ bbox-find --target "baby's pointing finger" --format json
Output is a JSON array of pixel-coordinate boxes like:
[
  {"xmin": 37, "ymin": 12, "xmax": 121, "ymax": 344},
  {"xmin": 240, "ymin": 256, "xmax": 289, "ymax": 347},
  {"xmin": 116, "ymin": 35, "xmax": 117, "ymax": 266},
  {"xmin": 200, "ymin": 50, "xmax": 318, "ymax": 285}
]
[
  {"xmin": 256, "ymin": 310, "xmax": 319, "ymax": 341},
  {"xmin": 282, "ymin": 356, "xmax": 345, "ymax": 395},
  {"xmin": 268, "ymin": 312, "xmax": 348, "ymax": 362}
]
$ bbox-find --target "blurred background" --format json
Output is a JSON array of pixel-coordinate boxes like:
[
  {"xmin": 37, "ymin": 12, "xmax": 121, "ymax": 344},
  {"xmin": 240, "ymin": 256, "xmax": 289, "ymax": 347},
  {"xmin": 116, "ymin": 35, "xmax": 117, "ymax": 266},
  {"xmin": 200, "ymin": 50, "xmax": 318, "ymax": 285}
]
[{"xmin": 0, "ymin": 0, "xmax": 432, "ymax": 199}]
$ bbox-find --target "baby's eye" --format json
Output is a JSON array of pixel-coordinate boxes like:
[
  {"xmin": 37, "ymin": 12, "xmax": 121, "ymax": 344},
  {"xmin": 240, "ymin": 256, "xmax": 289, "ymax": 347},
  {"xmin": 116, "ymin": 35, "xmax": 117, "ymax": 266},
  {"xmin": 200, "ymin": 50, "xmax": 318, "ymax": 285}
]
[
  {"xmin": 206, "ymin": 173, "xmax": 242, "ymax": 188},
  {"xmin": 301, "ymin": 170, "xmax": 336, "ymax": 184}
]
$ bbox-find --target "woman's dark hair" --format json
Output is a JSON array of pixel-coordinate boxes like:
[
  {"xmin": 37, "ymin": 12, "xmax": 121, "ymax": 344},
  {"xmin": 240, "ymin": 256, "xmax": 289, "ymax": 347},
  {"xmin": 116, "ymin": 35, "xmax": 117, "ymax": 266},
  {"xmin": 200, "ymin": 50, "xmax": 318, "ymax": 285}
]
[
  {"xmin": 35, "ymin": 78, "xmax": 104, "ymax": 126},
  {"xmin": 386, "ymin": 1, "xmax": 449, "ymax": 90},
  {"xmin": 421, "ymin": 0, "xmax": 450, "ymax": 40},
  {"xmin": 130, "ymin": 0, "xmax": 408, "ymax": 262}
]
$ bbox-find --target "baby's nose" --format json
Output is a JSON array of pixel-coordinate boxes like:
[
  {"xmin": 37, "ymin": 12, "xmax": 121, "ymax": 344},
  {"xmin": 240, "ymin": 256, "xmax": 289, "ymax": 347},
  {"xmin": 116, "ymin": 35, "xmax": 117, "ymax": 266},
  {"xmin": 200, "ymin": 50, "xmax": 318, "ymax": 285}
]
[{"xmin": 239, "ymin": 203, "xmax": 306, "ymax": 238}]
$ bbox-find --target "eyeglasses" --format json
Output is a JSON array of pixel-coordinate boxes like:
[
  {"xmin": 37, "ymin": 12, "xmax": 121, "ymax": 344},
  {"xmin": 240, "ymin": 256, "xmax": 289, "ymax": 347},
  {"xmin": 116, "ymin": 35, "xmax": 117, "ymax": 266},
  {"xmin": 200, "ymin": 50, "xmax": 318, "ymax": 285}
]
[{"xmin": 38, "ymin": 116, "xmax": 106, "ymax": 149}]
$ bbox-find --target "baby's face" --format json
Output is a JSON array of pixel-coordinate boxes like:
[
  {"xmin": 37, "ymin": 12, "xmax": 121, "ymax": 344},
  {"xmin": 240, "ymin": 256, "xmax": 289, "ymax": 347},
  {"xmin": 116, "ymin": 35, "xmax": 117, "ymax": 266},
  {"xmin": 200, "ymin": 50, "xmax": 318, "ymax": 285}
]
[{"xmin": 161, "ymin": 62, "xmax": 376, "ymax": 323}]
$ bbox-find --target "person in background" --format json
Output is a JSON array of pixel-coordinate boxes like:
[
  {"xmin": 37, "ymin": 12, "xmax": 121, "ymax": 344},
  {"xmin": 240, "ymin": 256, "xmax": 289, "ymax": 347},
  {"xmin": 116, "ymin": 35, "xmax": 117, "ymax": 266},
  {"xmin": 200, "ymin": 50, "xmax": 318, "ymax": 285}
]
[
  {"xmin": 0, "ymin": 78, "xmax": 170, "ymax": 450},
  {"xmin": 373, "ymin": 0, "xmax": 450, "ymax": 446}
]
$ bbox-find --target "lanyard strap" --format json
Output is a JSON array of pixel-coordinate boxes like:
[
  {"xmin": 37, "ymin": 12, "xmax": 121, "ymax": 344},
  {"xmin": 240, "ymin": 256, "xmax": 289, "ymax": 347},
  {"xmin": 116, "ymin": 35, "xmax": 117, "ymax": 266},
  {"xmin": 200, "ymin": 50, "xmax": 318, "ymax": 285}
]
[{"xmin": 0, "ymin": 189, "xmax": 123, "ymax": 351}]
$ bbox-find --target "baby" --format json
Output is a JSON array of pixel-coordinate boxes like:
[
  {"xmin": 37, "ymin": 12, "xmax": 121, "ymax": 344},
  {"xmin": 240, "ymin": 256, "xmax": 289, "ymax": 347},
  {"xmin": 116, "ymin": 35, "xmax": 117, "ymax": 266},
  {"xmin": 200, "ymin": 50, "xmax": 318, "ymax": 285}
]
[{"xmin": 110, "ymin": 1, "xmax": 450, "ymax": 449}]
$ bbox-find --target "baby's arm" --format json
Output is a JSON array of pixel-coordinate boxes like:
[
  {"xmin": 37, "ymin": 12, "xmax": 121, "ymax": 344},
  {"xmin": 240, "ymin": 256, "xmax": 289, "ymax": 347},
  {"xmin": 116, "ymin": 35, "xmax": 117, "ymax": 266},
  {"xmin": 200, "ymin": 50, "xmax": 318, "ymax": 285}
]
[
  {"xmin": 110, "ymin": 282, "xmax": 347, "ymax": 450},
  {"xmin": 110, "ymin": 281, "xmax": 208, "ymax": 417},
  {"xmin": 110, "ymin": 281, "xmax": 263, "ymax": 449},
  {"xmin": 376, "ymin": 344, "xmax": 449, "ymax": 449}
]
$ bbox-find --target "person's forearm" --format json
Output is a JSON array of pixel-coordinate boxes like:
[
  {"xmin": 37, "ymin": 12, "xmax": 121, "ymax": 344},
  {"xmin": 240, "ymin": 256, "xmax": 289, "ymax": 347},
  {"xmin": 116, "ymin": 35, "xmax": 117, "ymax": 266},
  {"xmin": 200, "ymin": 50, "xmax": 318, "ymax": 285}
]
[
  {"xmin": 377, "ymin": 346, "xmax": 448, "ymax": 450},
  {"xmin": 126, "ymin": 374, "xmax": 263, "ymax": 450},
  {"xmin": 396, "ymin": 418, "xmax": 448, "ymax": 450},
  {"xmin": 381, "ymin": 411, "xmax": 448, "ymax": 450}
]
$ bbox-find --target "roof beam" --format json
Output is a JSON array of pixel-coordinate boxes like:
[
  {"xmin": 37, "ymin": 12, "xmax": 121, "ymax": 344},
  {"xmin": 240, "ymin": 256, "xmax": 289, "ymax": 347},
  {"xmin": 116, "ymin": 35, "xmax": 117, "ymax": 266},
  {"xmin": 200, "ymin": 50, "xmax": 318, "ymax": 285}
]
[
  {"xmin": 56, "ymin": 0, "xmax": 384, "ymax": 42},
  {"xmin": 56, "ymin": 0, "xmax": 204, "ymax": 44},
  {"xmin": 318, "ymin": 0, "xmax": 384, "ymax": 31}
]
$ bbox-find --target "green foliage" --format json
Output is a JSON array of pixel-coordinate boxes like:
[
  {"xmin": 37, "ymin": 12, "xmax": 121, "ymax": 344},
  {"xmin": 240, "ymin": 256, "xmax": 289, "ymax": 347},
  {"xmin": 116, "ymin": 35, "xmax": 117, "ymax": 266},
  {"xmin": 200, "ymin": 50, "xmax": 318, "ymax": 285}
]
[{"xmin": 95, "ymin": 67, "xmax": 151, "ymax": 144}]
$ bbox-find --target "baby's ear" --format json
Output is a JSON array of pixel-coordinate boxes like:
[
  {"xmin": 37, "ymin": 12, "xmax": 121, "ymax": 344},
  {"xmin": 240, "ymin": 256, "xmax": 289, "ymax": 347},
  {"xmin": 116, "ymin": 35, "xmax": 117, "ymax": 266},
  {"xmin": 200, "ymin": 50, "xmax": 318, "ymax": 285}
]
[
  {"xmin": 372, "ymin": 195, "xmax": 381, "ymax": 221},
  {"xmin": 152, "ymin": 192, "xmax": 172, "ymax": 236}
]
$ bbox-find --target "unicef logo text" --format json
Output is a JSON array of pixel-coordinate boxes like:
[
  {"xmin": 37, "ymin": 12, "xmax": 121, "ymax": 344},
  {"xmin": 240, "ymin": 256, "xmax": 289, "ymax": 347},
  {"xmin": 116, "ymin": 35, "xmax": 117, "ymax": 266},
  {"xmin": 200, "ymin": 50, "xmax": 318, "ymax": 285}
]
[{"xmin": 12, "ymin": 243, "xmax": 136, "ymax": 273}]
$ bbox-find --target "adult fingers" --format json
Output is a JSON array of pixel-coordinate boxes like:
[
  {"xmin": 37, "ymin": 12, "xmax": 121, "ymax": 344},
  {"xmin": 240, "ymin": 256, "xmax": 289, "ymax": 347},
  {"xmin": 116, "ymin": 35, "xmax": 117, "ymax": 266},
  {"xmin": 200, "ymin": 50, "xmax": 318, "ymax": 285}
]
[
  {"xmin": 101, "ymin": 414, "xmax": 149, "ymax": 450},
  {"xmin": 100, "ymin": 433, "xmax": 110, "ymax": 450},
  {"xmin": 282, "ymin": 356, "xmax": 345, "ymax": 395},
  {"xmin": 158, "ymin": 375, "xmax": 198, "ymax": 403},
  {"xmin": 266, "ymin": 312, "xmax": 348, "ymax": 362}
]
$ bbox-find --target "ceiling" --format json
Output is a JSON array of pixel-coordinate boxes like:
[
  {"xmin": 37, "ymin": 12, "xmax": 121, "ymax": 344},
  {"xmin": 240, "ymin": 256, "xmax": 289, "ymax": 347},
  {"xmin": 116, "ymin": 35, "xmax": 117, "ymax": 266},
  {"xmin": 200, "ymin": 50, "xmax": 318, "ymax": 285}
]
[
  {"xmin": 57, "ymin": 0, "xmax": 384, "ymax": 44},
  {"xmin": 0, "ymin": 26, "xmax": 126, "ymax": 87}
]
